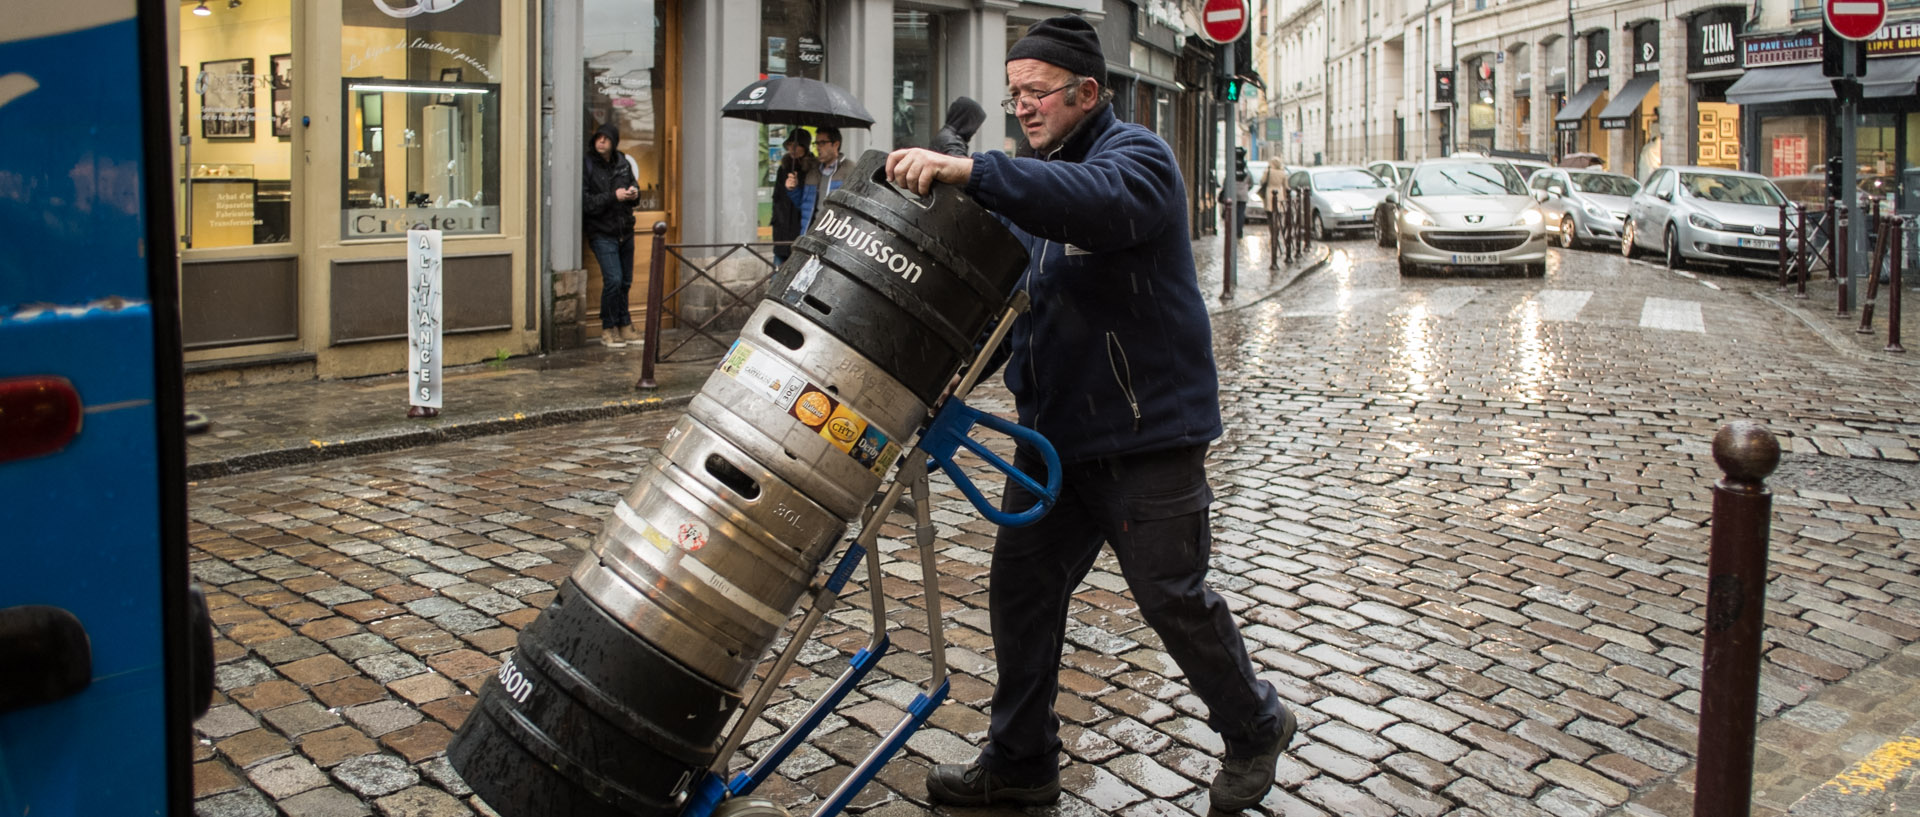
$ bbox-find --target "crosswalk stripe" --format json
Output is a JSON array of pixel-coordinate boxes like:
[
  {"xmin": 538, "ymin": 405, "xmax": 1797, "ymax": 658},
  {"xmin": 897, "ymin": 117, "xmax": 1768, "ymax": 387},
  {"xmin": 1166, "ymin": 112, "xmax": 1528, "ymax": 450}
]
[
  {"xmin": 1288, "ymin": 288, "xmax": 1391, "ymax": 316},
  {"xmin": 1426, "ymin": 287, "xmax": 1482, "ymax": 316},
  {"xmin": 1640, "ymin": 297, "xmax": 1705, "ymax": 332},
  {"xmin": 1536, "ymin": 290, "xmax": 1593, "ymax": 321}
]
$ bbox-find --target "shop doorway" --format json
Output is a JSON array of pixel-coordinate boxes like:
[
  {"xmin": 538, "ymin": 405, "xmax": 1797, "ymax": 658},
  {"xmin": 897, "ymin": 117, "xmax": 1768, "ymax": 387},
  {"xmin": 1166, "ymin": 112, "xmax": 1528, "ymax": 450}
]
[{"xmin": 583, "ymin": 0, "xmax": 681, "ymax": 330}]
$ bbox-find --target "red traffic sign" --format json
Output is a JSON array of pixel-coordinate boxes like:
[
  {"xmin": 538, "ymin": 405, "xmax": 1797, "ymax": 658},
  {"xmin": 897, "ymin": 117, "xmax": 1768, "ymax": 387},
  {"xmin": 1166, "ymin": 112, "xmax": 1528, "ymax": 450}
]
[
  {"xmin": 1825, "ymin": 0, "xmax": 1885, "ymax": 41},
  {"xmin": 1200, "ymin": 0, "xmax": 1249, "ymax": 44}
]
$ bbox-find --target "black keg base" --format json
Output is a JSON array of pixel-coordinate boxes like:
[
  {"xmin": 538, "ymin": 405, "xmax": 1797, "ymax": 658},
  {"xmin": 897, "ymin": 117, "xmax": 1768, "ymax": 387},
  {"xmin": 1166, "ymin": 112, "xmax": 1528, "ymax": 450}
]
[{"xmin": 448, "ymin": 581, "xmax": 742, "ymax": 817}]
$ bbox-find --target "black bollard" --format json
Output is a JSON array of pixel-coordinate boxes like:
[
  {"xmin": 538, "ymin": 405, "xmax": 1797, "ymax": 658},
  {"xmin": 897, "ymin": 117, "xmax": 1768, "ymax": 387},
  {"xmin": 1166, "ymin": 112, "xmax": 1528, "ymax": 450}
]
[
  {"xmin": 1796, "ymin": 204, "xmax": 1810, "ymax": 299},
  {"xmin": 1692, "ymin": 421, "xmax": 1780, "ymax": 817},
  {"xmin": 1890, "ymin": 216, "xmax": 1906, "ymax": 354},
  {"xmin": 1777, "ymin": 204, "xmax": 1789, "ymax": 289},
  {"xmin": 637, "ymin": 222, "xmax": 668, "ymax": 389}
]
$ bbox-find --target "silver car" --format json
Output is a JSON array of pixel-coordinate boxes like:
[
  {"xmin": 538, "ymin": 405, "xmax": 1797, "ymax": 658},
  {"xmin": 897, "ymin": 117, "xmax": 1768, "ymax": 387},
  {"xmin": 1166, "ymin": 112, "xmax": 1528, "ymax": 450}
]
[
  {"xmin": 1394, "ymin": 158, "xmax": 1548, "ymax": 276},
  {"xmin": 1622, "ymin": 166, "xmax": 1792, "ymax": 272},
  {"xmin": 1531, "ymin": 169, "xmax": 1639, "ymax": 249},
  {"xmin": 1289, "ymin": 166, "xmax": 1393, "ymax": 239}
]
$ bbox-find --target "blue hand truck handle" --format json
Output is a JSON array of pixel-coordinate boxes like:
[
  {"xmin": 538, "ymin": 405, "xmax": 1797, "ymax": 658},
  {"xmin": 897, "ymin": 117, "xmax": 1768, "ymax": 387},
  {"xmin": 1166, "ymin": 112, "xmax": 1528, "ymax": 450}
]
[{"xmin": 918, "ymin": 398, "xmax": 1061, "ymax": 527}]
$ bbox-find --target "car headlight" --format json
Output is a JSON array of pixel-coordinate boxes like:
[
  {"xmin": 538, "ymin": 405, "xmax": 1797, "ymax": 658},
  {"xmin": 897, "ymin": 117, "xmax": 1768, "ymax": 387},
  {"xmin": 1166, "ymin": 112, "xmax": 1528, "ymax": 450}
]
[
  {"xmin": 1584, "ymin": 203, "xmax": 1610, "ymax": 219},
  {"xmin": 1402, "ymin": 209, "xmax": 1431, "ymax": 227},
  {"xmin": 1516, "ymin": 208, "xmax": 1543, "ymax": 227},
  {"xmin": 1689, "ymin": 213, "xmax": 1725, "ymax": 231},
  {"xmin": 1331, "ymin": 201, "xmax": 1352, "ymax": 213}
]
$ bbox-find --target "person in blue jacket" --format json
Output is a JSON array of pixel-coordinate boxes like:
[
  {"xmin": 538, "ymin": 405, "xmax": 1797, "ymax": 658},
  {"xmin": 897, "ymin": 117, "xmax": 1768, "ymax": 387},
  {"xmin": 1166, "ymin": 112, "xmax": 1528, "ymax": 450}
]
[
  {"xmin": 796, "ymin": 126, "xmax": 853, "ymax": 232},
  {"xmin": 885, "ymin": 14, "xmax": 1294, "ymax": 812}
]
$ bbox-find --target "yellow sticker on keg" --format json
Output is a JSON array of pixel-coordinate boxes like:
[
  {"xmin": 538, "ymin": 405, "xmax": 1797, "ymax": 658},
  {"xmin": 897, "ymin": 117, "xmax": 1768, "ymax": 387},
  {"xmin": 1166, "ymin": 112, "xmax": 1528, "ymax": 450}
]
[
  {"xmin": 820, "ymin": 404, "xmax": 867, "ymax": 452},
  {"xmin": 720, "ymin": 338, "xmax": 903, "ymax": 477}
]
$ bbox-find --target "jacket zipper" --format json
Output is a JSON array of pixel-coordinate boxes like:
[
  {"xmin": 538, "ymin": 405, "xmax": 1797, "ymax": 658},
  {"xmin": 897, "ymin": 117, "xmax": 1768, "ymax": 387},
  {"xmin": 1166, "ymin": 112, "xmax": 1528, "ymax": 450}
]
[{"xmin": 1106, "ymin": 331, "xmax": 1140, "ymax": 432}]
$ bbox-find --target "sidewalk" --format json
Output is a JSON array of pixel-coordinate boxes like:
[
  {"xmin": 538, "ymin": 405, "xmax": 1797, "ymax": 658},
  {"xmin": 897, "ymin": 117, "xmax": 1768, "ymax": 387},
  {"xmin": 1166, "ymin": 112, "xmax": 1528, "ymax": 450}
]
[{"xmin": 183, "ymin": 228, "xmax": 1327, "ymax": 480}]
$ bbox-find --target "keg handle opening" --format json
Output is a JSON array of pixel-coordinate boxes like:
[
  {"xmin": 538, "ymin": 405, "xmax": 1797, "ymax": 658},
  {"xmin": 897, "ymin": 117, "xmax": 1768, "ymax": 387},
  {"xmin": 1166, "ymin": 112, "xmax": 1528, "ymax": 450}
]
[{"xmin": 866, "ymin": 165, "xmax": 939, "ymax": 212}]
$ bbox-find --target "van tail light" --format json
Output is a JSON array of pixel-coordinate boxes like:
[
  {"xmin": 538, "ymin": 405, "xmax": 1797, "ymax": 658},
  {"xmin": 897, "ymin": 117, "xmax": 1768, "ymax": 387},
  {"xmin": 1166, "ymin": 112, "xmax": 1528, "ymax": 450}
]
[{"xmin": 0, "ymin": 377, "xmax": 83, "ymax": 463}]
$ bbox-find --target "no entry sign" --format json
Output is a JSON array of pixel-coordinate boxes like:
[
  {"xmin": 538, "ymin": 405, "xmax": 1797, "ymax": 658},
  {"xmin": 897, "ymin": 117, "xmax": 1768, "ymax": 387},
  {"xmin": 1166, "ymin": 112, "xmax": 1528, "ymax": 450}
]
[
  {"xmin": 1825, "ymin": 0, "xmax": 1885, "ymax": 41},
  {"xmin": 1200, "ymin": 0, "xmax": 1249, "ymax": 44}
]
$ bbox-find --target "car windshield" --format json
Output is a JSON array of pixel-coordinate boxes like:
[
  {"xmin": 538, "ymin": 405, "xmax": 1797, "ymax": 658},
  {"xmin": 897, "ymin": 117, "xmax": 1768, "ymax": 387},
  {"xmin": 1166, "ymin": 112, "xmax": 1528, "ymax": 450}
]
[
  {"xmin": 1570, "ymin": 172, "xmax": 1639, "ymax": 197},
  {"xmin": 1313, "ymin": 169, "xmax": 1386, "ymax": 191},
  {"xmin": 1408, "ymin": 163, "xmax": 1525, "ymax": 197},
  {"xmin": 1680, "ymin": 173, "xmax": 1786, "ymax": 206}
]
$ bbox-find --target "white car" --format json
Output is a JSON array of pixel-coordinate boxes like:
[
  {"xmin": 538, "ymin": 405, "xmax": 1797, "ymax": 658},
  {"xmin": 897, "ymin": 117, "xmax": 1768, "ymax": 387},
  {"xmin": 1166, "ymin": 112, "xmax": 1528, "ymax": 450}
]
[
  {"xmin": 1621, "ymin": 166, "xmax": 1793, "ymax": 272},
  {"xmin": 1394, "ymin": 158, "xmax": 1548, "ymax": 276}
]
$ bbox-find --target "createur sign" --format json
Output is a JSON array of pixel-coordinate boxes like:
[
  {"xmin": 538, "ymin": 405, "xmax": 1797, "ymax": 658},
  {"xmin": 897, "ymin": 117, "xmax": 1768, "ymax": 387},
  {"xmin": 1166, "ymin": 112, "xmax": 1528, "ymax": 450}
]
[
  {"xmin": 345, "ymin": 205, "xmax": 499, "ymax": 238},
  {"xmin": 408, "ymin": 229, "xmax": 444, "ymax": 409}
]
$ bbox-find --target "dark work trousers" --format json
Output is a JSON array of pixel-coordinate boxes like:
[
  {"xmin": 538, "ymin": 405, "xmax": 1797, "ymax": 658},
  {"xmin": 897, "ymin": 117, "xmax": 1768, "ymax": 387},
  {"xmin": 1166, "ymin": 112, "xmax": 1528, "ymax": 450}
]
[
  {"xmin": 978, "ymin": 442, "xmax": 1283, "ymax": 782},
  {"xmin": 589, "ymin": 233, "xmax": 635, "ymax": 329}
]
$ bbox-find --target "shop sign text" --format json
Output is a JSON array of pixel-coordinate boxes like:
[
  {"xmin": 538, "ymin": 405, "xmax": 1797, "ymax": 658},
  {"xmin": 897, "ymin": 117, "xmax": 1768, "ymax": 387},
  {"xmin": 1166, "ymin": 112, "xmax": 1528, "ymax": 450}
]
[{"xmin": 345, "ymin": 205, "xmax": 499, "ymax": 238}]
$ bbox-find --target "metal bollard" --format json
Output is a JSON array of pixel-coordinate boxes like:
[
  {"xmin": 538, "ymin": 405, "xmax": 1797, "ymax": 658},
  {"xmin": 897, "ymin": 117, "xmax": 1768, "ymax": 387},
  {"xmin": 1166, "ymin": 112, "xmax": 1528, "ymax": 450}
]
[
  {"xmin": 1777, "ymin": 204, "xmax": 1789, "ymax": 289},
  {"xmin": 1796, "ymin": 204, "xmax": 1810, "ymax": 299},
  {"xmin": 1837, "ymin": 203, "xmax": 1850, "ymax": 316},
  {"xmin": 1692, "ymin": 421, "xmax": 1781, "ymax": 817},
  {"xmin": 1891, "ymin": 216, "xmax": 1906, "ymax": 354},
  {"xmin": 1860, "ymin": 210, "xmax": 1893, "ymax": 333},
  {"xmin": 637, "ymin": 221, "xmax": 669, "ymax": 389}
]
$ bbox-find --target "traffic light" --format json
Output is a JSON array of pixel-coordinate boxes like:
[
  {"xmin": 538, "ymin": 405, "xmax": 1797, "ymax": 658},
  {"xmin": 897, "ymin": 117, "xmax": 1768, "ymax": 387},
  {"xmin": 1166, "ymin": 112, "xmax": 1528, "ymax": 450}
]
[
  {"xmin": 1435, "ymin": 69, "xmax": 1455, "ymax": 104},
  {"xmin": 1821, "ymin": 28, "xmax": 1867, "ymax": 78},
  {"xmin": 1226, "ymin": 77, "xmax": 1241, "ymax": 101}
]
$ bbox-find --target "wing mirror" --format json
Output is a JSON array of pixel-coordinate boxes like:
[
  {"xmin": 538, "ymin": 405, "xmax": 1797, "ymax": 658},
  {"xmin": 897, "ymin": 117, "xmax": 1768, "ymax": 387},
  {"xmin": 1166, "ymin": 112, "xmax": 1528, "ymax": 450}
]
[
  {"xmin": 1548, "ymin": 186, "xmax": 1565, "ymax": 197},
  {"xmin": 1532, "ymin": 189, "xmax": 1548, "ymax": 202}
]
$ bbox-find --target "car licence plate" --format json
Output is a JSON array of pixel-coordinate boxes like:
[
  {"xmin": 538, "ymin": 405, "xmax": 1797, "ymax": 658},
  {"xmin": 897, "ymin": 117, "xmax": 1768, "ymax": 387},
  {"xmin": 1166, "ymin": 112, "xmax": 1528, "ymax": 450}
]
[
  {"xmin": 1737, "ymin": 237, "xmax": 1778, "ymax": 250},
  {"xmin": 1450, "ymin": 253, "xmax": 1499, "ymax": 264}
]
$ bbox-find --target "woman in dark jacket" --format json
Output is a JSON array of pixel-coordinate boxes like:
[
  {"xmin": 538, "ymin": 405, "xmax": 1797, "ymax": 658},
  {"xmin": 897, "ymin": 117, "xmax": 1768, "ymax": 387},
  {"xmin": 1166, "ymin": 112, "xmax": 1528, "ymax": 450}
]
[
  {"xmin": 770, "ymin": 129, "xmax": 814, "ymax": 267},
  {"xmin": 585, "ymin": 123, "xmax": 640, "ymax": 348}
]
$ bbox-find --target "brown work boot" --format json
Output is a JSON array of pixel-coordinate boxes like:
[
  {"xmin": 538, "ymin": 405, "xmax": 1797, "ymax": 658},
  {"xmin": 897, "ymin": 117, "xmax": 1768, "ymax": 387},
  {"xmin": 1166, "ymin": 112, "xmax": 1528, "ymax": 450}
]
[
  {"xmin": 621, "ymin": 324, "xmax": 642, "ymax": 343},
  {"xmin": 1209, "ymin": 704, "xmax": 1297, "ymax": 811},
  {"xmin": 600, "ymin": 328, "xmax": 626, "ymax": 348}
]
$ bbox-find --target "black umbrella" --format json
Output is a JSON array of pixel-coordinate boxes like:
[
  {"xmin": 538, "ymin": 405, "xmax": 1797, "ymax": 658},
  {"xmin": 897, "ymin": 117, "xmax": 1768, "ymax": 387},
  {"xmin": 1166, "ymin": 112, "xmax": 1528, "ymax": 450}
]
[{"xmin": 720, "ymin": 77, "xmax": 875, "ymax": 129}]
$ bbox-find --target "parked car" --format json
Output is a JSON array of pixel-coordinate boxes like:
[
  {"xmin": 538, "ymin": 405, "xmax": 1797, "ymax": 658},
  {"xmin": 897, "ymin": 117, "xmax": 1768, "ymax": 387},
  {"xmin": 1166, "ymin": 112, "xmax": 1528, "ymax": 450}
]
[
  {"xmin": 1289, "ymin": 166, "xmax": 1393, "ymax": 239},
  {"xmin": 1368, "ymin": 162, "xmax": 1416, "ymax": 246},
  {"xmin": 1505, "ymin": 158, "xmax": 1552, "ymax": 181},
  {"xmin": 1367, "ymin": 160, "xmax": 1415, "ymax": 186},
  {"xmin": 1247, "ymin": 160, "xmax": 1270, "ymax": 224},
  {"xmin": 1621, "ymin": 166, "xmax": 1793, "ymax": 273},
  {"xmin": 1394, "ymin": 158, "xmax": 1547, "ymax": 276},
  {"xmin": 1530, "ymin": 168, "xmax": 1640, "ymax": 249}
]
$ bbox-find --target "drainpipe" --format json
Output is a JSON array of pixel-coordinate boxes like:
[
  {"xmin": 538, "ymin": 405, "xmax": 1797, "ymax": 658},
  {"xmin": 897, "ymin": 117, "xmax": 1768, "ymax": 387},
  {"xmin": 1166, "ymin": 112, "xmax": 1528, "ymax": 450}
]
[
  {"xmin": 1362, "ymin": 0, "xmax": 1371, "ymax": 161},
  {"xmin": 1567, "ymin": 0, "xmax": 1576, "ymax": 156}
]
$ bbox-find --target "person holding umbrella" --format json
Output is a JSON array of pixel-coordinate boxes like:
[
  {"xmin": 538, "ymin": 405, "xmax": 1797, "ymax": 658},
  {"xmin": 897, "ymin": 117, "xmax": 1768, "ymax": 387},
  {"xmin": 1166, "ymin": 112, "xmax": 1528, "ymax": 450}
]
[
  {"xmin": 796, "ymin": 126, "xmax": 854, "ymax": 231},
  {"xmin": 881, "ymin": 14, "xmax": 1294, "ymax": 813},
  {"xmin": 770, "ymin": 129, "xmax": 815, "ymax": 267}
]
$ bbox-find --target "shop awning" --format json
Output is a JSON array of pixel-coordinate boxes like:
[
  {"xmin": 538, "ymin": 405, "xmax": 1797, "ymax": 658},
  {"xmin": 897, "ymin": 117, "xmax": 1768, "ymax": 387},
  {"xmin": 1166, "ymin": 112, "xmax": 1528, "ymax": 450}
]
[
  {"xmin": 1864, "ymin": 55, "xmax": 1920, "ymax": 98},
  {"xmin": 1725, "ymin": 62, "xmax": 1833, "ymax": 105},
  {"xmin": 1554, "ymin": 80, "xmax": 1607, "ymax": 131},
  {"xmin": 1598, "ymin": 73, "xmax": 1659, "ymax": 129},
  {"xmin": 1725, "ymin": 56, "xmax": 1920, "ymax": 104}
]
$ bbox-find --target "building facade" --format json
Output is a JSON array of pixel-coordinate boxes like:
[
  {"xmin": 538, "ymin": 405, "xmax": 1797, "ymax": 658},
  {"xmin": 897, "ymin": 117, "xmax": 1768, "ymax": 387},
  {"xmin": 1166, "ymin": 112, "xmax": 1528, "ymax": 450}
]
[
  {"xmin": 1262, "ymin": 0, "xmax": 1920, "ymax": 228},
  {"xmin": 174, "ymin": 0, "xmax": 1222, "ymax": 383}
]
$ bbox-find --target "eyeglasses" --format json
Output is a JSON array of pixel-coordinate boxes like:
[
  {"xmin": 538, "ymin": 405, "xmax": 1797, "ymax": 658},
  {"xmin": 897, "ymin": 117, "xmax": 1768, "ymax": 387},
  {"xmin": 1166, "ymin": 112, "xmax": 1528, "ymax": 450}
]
[{"xmin": 1000, "ymin": 81, "xmax": 1077, "ymax": 114}]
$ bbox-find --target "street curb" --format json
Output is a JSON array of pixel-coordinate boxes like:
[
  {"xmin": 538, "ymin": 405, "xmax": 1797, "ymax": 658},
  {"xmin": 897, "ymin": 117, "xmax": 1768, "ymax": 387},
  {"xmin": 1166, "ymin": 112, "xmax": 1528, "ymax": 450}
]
[
  {"xmin": 185, "ymin": 395, "xmax": 695, "ymax": 481},
  {"xmin": 1753, "ymin": 290, "xmax": 1916, "ymax": 368},
  {"xmin": 1211, "ymin": 242, "xmax": 1334, "ymax": 316}
]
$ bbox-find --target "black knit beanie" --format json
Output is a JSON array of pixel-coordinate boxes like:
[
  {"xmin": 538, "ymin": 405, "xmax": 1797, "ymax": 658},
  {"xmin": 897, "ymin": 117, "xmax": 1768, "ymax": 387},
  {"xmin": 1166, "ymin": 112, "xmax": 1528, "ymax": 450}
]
[{"xmin": 1007, "ymin": 15, "xmax": 1106, "ymax": 86}]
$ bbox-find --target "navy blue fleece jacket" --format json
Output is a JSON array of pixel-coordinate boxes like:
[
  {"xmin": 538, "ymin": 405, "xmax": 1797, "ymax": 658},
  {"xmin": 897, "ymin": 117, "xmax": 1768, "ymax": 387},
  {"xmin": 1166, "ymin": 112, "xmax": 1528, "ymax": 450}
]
[{"xmin": 965, "ymin": 104, "xmax": 1221, "ymax": 462}]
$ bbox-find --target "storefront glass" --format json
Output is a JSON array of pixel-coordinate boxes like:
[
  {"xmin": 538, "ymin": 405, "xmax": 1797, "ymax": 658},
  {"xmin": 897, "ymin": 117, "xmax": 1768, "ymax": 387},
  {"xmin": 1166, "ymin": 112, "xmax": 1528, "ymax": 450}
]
[
  {"xmin": 893, "ymin": 11, "xmax": 942, "ymax": 151},
  {"xmin": 1757, "ymin": 114, "xmax": 1825, "ymax": 207},
  {"xmin": 179, "ymin": 0, "xmax": 294, "ymax": 249},
  {"xmin": 756, "ymin": 0, "xmax": 823, "ymax": 236},
  {"xmin": 1906, "ymin": 113, "xmax": 1920, "ymax": 213},
  {"xmin": 1860, "ymin": 113, "xmax": 1898, "ymax": 212},
  {"xmin": 339, "ymin": 1, "xmax": 504, "ymax": 239},
  {"xmin": 585, "ymin": 0, "xmax": 670, "ymax": 214},
  {"xmin": 1694, "ymin": 101, "xmax": 1739, "ymax": 169}
]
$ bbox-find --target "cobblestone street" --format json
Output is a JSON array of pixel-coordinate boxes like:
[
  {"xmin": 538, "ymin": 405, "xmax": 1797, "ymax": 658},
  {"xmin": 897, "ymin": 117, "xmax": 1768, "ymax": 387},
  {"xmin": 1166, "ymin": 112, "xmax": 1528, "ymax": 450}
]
[{"xmin": 187, "ymin": 236, "xmax": 1920, "ymax": 817}]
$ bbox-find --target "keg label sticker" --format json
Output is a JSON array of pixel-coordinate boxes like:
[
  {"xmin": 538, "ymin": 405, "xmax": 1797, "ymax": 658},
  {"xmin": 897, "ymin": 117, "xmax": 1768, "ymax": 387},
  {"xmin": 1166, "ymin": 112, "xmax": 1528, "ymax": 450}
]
[
  {"xmin": 791, "ymin": 387, "xmax": 835, "ymax": 429},
  {"xmin": 820, "ymin": 404, "xmax": 867, "ymax": 451},
  {"xmin": 720, "ymin": 338, "xmax": 903, "ymax": 478},
  {"xmin": 721, "ymin": 340, "xmax": 803, "ymax": 410},
  {"xmin": 813, "ymin": 209, "xmax": 924, "ymax": 283},
  {"xmin": 676, "ymin": 522, "xmax": 709, "ymax": 552},
  {"xmin": 788, "ymin": 255, "xmax": 822, "ymax": 295},
  {"xmin": 853, "ymin": 426, "xmax": 899, "ymax": 473}
]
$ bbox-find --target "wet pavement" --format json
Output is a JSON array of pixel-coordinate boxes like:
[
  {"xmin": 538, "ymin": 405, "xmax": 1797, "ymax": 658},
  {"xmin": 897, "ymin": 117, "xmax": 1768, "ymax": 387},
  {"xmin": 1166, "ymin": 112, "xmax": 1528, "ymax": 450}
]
[{"xmin": 184, "ymin": 230, "xmax": 1920, "ymax": 817}]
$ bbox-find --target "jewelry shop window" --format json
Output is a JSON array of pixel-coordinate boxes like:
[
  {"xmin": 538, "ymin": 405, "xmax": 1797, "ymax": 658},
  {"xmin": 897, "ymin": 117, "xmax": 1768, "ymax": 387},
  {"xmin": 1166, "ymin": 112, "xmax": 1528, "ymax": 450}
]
[
  {"xmin": 178, "ymin": 0, "xmax": 294, "ymax": 249},
  {"xmin": 339, "ymin": 0, "xmax": 504, "ymax": 239}
]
